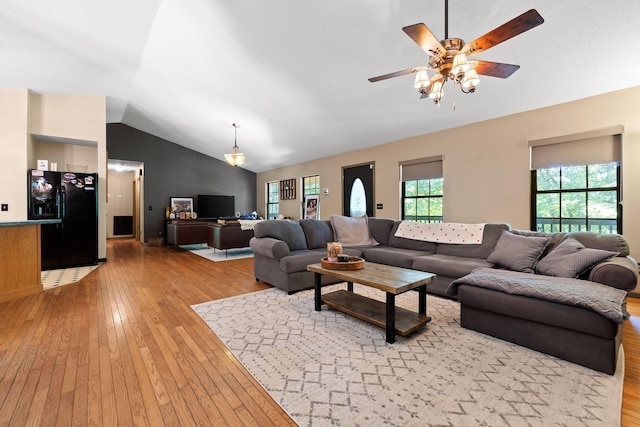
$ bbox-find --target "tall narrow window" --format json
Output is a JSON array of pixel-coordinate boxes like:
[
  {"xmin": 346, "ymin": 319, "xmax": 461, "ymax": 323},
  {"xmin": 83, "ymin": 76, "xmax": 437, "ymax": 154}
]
[
  {"xmin": 302, "ymin": 175, "xmax": 320, "ymax": 198},
  {"xmin": 529, "ymin": 127, "xmax": 622, "ymax": 234},
  {"xmin": 266, "ymin": 181, "xmax": 279, "ymax": 219},
  {"xmin": 400, "ymin": 156, "xmax": 443, "ymax": 223},
  {"xmin": 302, "ymin": 175, "xmax": 320, "ymax": 218}
]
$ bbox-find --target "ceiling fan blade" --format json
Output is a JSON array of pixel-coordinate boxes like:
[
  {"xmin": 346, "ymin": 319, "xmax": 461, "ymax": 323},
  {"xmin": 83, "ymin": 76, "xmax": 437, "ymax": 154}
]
[
  {"xmin": 473, "ymin": 60, "xmax": 520, "ymax": 78},
  {"xmin": 402, "ymin": 23, "xmax": 446, "ymax": 58},
  {"xmin": 368, "ymin": 67, "xmax": 428, "ymax": 83},
  {"xmin": 462, "ymin": 9, "xmax": 544, "ymax": 57}
]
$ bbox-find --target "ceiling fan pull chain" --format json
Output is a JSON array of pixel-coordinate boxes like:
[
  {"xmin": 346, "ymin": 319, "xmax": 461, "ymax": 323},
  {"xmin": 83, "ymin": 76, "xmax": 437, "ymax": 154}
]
[{"xmin": 452, "ymin": 81, "xmax": 457, "ymax": 110}]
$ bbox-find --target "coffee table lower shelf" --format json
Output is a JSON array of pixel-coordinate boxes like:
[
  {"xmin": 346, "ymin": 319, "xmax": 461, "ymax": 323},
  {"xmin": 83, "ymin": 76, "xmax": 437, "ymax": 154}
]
[{"xmin": 322, "ymin": 290, "xmax": 431, "ymax": 336}]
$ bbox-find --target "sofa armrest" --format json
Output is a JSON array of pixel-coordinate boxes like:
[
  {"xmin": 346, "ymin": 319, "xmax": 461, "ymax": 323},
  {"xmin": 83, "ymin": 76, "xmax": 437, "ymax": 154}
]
[
  {"xmin": 588, "ymin": 255, "xmax": 638, "ymax": 292},
  {"xmin": 249, "ymin": 237, "xmax": 291, "ymax": 260}
]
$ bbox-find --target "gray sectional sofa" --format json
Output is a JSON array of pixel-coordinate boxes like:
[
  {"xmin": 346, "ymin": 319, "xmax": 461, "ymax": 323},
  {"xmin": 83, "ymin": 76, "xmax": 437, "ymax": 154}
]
[
  {"xmin": 250, "ymin": 217, "xmax": 508, "ymax": 295},
  {"xmin": 249, "ymin": 217, "xmax": 638, "ymax": 373}
]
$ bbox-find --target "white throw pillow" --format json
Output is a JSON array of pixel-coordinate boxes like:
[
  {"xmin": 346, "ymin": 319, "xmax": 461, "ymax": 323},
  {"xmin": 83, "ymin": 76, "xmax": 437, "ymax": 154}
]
[{"xmin": 329, "ymin": 215, "xmax": 378, "ymax": 247}]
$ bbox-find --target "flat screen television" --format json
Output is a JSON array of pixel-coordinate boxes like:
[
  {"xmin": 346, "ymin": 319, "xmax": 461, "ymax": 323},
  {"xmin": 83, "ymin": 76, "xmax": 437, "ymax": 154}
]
[{"xmin": 197, "ymin": 195, "xmax": 235, "ymax": 219}]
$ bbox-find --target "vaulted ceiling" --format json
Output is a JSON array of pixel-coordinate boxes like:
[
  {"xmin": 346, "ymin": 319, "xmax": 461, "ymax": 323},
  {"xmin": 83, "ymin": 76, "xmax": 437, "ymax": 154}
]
[{"xmin": 2, "ymin": 1, "xmax": 640, "ymax": 172}]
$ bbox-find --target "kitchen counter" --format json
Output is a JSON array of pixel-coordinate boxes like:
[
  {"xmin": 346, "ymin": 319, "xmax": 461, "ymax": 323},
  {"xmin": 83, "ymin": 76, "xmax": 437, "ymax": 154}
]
[
  {"xmin": 0, "ymin": 219, "xmax": 61, "ymax": 226},
  {"xmin": 0, "ymin": 221, "xmax": 52, "ymax": 302}
]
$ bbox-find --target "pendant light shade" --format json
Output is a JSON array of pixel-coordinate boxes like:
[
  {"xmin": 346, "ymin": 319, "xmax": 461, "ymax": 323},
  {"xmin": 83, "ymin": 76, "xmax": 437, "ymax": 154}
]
[{"xmin": 224, "ymin": 123, "xmax": 246, "ymax": 167}]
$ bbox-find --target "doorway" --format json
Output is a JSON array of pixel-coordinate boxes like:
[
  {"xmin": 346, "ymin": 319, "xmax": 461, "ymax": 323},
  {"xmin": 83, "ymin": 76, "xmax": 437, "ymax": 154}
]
[{"xmin": 342, "ymin": 162, "xmax": 375, "ymax": 217}]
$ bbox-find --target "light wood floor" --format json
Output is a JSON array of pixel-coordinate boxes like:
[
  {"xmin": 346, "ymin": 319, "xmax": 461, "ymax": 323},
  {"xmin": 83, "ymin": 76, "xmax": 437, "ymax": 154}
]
[{"xmin": 0, "ymin": 238, "xmax": 638, "ymax": 426}]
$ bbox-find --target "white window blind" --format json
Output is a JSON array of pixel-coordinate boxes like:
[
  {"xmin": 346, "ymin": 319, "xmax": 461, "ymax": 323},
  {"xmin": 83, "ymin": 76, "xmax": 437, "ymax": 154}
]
[
  {"xmin": 399, "ymin": 155, "xmax": 443, "ymax": 181},
  {"xmin": 529, "ymin": 126, "xmax": 622, "ymax": 170}
]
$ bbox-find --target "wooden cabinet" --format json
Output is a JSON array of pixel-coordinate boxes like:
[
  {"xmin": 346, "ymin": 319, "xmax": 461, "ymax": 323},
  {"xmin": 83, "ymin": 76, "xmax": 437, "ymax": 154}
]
[{"xmin": 0, "ymin": 223, "xmax": 43, "ymax": 302}]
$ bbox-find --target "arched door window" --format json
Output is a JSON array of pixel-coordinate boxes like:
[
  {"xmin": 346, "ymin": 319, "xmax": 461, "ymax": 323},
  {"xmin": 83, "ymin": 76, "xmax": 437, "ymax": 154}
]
[{"xmin": 350, "ymin": 178, "xmax": 367, "ymax": 217}]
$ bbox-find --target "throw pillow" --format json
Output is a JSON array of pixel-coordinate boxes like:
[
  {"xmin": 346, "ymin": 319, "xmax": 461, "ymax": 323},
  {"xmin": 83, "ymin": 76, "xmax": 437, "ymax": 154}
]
[
  {"xmin": 535, "ymin": 236, "xmax": 619, "ymax": 278},
  {"xmin": 486, "ymin": 230, "xmax": 549, "ymax": 273},
  {"xmin": 329, "ymin": 214, "xmax": 378, "ymax": 247}
]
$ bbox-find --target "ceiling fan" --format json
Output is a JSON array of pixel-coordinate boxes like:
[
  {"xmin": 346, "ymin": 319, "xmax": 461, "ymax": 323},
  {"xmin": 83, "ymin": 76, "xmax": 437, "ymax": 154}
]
[{"xmin": 368, "ymin": 1, "xmax": 544, "ymax": 105}]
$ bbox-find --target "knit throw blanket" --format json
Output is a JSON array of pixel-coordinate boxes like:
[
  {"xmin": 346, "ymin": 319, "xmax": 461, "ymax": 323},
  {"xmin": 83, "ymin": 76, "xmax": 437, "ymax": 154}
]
[
  {"xmin": 394, "ymin": 222, "xmax": 485, "ymax": 244},
  {"xmin": 238, "ymin": 219, "xmax": 262, "ymax": 231}
]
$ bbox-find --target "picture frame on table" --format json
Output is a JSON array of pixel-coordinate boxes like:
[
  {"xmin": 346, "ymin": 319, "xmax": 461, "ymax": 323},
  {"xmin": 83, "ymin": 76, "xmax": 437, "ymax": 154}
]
[
  {"xmin": 170, "ymin": 197, "xmax": 194, "ymax": 217},
  {"xmin": 304, "ymin": 195, "xmax": 319, "ymax": 220}
]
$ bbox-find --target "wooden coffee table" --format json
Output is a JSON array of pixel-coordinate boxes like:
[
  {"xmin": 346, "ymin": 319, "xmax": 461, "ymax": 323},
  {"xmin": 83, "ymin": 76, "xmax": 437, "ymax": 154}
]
[{"xmin": 307, "ymin": 261, "xmax": 435, "ymax": 343}]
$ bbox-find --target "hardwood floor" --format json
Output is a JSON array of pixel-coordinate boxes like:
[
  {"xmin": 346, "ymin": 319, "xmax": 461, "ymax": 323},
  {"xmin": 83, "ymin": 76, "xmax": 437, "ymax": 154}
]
[{"xmin": 0, "ymin": 238, "xmax": 638, "ymax": 426}]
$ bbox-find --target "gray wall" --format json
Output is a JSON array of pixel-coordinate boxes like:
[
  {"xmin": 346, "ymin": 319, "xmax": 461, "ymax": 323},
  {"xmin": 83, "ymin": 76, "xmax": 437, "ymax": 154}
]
[{"xmin": 107, "ymin": 123, "xmax": 256, "ymax": 242}]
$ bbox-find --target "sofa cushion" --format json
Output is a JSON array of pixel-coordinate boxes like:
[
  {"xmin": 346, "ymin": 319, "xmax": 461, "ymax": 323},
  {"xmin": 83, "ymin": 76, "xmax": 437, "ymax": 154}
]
[
  {"xmin": 412, "ymin": 254, "xmax": 493, "ymax": 278},
  {"xmin": 279, "ymin": 249, "xmax": 327, "ymax": 274},
  {"xmin": 253, "ymin": 220, "xmax": 308, "ymax": 251},
  {"xmin": 535, "ymin": 236, "xmax": 619, "ymax": 278},
  {"xmin": 330, "ymin": 215, "xmax": 378, "ymax": 247},
  {"xmin": 435, "ymin": 223, "xmax": 510, "ymax": 258},
  {"xmin": 387, "ymin": 222, "xmax": 437, "ymax": 252},
  {"xmin": 487, "ymin": 230, "xmax": 549, "ymax": 273},
  {"xmin": 361, "ymin": 246, "xmax": 425, "ymax": 269},
  {"xmin": 457, "ymin": 285, "xmax": 619, "ymax": 339},
  {"xmin": 367, "ymin": 218, "xmax": 395, "ymax": 246},
  {"xmin": 299, "ymin": 219, "xmax": 334, "ymax": 249},
  {"xmin": 510, "ymin": 229, "xmax": 567, "ymax": 259},
  {"xmin": 569, "ymin": 232, "xmax": 630, "ymax": 256}
]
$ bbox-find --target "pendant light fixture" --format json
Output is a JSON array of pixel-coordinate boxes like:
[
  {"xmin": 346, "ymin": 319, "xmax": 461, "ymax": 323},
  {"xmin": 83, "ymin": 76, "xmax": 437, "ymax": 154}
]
[{"xmin": 224, "ymin": 123, "xmax": 246, "ymax": 167}]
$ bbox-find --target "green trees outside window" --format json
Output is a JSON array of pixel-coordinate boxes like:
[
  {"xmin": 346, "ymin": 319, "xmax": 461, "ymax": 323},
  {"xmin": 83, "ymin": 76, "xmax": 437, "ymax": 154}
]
[
  {"xmin": 532, "ymin": 163, "xmax": 620, "ymax": 234},
  {"xmin": 402, "ymin": 178, "xmax": 443, "ymax": 223}
]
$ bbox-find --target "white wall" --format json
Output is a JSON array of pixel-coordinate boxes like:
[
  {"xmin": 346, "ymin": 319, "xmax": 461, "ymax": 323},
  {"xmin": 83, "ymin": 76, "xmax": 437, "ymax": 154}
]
[
  {"xmin": 0, "ymin": 89, "xmax": 107, "ymax": 261},
  {"xmin": 257, "ymin": 86, "xmax": 640, "ymax": 264},
  {"xmin": 0, "ymin": 88, "xmax": 30, "ymax": 222}
]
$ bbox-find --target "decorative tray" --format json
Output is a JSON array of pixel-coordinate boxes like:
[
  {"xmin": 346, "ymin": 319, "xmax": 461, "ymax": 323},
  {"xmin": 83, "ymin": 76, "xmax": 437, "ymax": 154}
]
[{"xmin": 320, "ymin": 256, "xmax": 365, "ymax": 270}]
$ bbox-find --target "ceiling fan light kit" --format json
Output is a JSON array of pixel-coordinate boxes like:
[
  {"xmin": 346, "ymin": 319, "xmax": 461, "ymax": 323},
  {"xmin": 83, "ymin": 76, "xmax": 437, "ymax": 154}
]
[
  {"xmin": 224, "ymin": 123, "xmax": 246, "ymax": 167},
  {"xmin": 369, "ymin": 1, "xmax": 544, "ymax": 107}
]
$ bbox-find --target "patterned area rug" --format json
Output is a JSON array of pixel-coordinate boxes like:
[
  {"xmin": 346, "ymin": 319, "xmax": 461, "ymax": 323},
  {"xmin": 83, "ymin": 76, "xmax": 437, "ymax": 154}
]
[
  {"xmin": 182, "ymin": 244, "xmax": 253, "ymax": 262},
  {"xmin": 192, "ymin": 284, "xmax": 624, "ymax": 426}
]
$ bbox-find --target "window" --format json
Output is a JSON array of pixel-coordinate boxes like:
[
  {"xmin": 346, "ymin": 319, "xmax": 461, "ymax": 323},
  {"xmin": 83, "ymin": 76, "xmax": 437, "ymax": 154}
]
[
  {"xmin": 400, "ymin": 156, "xmax": 443, "ymax": 223},
  {"xmin": 532, "ymin": 164, "xmax": 620, "ymax": 234},
  {"xmin": 302, "ymin": 175, "xmax": 320, "ymax": 219},
  {"xmin": 266, "ymin": 181, "xmax": 279, "ymax": 219},
  {"xmin": 302, "ymin": 175, "xmax": 320, "ymax": 198},
  {"xmin": 529, "ymin": 127, "xmax": 622, "ymax": 234}
]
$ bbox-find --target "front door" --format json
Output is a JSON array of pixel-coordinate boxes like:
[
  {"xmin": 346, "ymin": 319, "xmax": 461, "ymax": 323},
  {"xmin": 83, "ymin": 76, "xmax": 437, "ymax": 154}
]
[{"xmin": 342, "ymin": 163, "xmax": 374, "ymax": 217}]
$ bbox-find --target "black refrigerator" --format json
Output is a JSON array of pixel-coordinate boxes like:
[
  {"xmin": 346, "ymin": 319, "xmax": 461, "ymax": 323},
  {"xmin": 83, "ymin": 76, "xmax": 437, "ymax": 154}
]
[{"xmin": 28, "ymin": 169, "xmax": 98, "ymax": 270}]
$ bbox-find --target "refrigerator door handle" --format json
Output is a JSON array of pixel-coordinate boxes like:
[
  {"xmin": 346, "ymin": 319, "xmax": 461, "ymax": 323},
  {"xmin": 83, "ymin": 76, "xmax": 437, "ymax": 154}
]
[
  {"xmin": 61, "ymin": 185, "xmax": 66, "ymax": 226},
  {"xmin": 57, "ymin": 183, "xmax": 61, "ymax": 219}
]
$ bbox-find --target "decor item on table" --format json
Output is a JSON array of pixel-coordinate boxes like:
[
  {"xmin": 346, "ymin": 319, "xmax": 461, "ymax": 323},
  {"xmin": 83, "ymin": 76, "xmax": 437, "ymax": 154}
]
[
  {"xmin": 326, "ymin": 241, "xmax": 342, "ymax": 260},
  {"xmin": 368, "ymin": 0, "xmax": 544, "ymax": 106},
  {"xmin": 224, "ymin": 123, "xmax": 246, "ymax": 167},
  {"xmin": 320, "ymin": 256, "xmax": 365, "ymax": 270},
  {"xmin": 170, "ymin": 197, "xmax": 193, "ymax": 217},
  {"xmin": 192, "ymin": 284, "xmax": 624, "ymax": 427},
  {"xmin": 304, "ymin": 194, "xmax": 319, "ymax": 219}
]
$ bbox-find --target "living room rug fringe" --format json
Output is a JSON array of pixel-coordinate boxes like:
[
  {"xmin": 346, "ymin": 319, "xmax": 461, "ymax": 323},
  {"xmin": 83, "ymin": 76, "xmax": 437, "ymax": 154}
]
[{"xmin": 192, "ymin": 284, "xmax": 624, "ymax": 427}]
